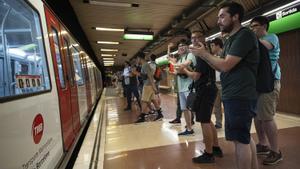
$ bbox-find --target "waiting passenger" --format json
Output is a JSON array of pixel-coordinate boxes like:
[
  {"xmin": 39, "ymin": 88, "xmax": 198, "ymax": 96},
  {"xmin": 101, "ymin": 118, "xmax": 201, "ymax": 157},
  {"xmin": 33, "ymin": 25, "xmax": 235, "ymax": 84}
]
[
  {"xmin": 135, "ymin": 52, "xmax": 163, "ymax": 123},
  {"xmin": 209, "ymin": 38, "xmax": 224, "ymax": 129},
  {"xmin": 180, "ymin": 31, "xmax": 223, "ymax": 163},
  {"xmin": 250, "ymin": 15, "xmax": 283, "ymax": 165},
  {"xmin": 123, "ymin": 61, "xmax": 132, "ymax": 111},
  {"xmin": 170, "ymin": 39, "xmax": 196, "ymax": 135},
  {"xmin": 169, "ymin": 53, "xmax": 182, "ymax": 124},
  {"xmin": 189, "ymin": 2, "xmax": 259, "ymax": 169}
]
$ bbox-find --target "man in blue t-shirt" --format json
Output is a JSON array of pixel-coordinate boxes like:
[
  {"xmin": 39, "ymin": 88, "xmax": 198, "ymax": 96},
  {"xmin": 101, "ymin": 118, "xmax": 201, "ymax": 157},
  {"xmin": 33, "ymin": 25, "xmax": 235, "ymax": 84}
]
[
  {"xmin": 250, "ymin": 16, "xmax": 282, "ymax": 165},
  {"xmin": 189, "ymin": 2, "xmax": 259, "ymax": 169}
]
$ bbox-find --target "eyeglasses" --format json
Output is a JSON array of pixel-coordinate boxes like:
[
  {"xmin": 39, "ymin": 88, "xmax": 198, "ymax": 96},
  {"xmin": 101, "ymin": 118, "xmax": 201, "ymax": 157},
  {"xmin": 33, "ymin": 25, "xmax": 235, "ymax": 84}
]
[{"xmin": 250, "ymin": 24, "xmax": 261, "ymax": 29}]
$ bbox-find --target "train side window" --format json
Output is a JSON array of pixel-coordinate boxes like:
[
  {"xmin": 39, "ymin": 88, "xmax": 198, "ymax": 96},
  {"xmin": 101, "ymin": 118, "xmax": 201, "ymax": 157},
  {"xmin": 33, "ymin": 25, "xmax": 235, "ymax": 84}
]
[
  {"xmin": 0, "ymin": 0, "xmax": 51, "ymax": 100},
  {"xmin": 70, "ymin": 46, "xmax": 84, "ymax": 86},
  {"xmin": 51, "ymin": 28, "xmax": 66, "ymax": 89},
  {"xmin": 63, "ymin": 38, "xmax": 75, "ymax": 86}
]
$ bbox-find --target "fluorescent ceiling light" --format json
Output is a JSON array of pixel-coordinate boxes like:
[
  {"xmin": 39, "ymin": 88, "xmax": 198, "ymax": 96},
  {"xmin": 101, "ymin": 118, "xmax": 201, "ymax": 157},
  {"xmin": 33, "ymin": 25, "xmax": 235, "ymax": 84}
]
[
  {"xmin": 88, "ymin": 0, "xmax": 139, "ymax": 8},
  {"xmin": 101, "ymin": 48, "xmax": 118, "ymax": 52},
  {"xmin": 95, "ymin": 27, "xmax": 124, "ymax": 32},
  {"xmin": 97, "ymin": 41, "xmax": 119, "ymax": 44},
  {"xmin": 103, "ymin": 58, "xmax": 114, "ymax": 60},
  {"xmin": 205, "ymin": 32, "xmax": 221, "ymax": 41},
  {"xmin": 123, "ymin": 31, "xmax": 154, "ymax": 41},
  {"xmin": 101, "ymin": 54, "xmax": 115, "ymax": 57},
  {"xmin": 124, "ymin": 34, "xmax": 153, "ymax": 40}
]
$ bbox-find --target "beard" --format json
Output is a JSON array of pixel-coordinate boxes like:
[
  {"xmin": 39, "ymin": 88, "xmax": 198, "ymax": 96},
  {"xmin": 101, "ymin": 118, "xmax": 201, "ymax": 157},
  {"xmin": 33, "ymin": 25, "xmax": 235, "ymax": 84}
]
[{"xmin": 219, "ymin": 22, "xmax": 234, "ymax": 33}]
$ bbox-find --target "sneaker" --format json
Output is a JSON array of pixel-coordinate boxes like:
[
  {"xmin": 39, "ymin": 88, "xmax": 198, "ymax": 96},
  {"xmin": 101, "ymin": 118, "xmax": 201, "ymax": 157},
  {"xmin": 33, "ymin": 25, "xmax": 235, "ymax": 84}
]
[
  {"xmin": 192, "ymin": 151, "xmax": 215, "ymax": 163},
  {"xmin": 215, "ymin": 124, "xmax": 222, "ymax": 129},
  {"xmin": 213, "ymin": 146, "xmax": 223, "ymax": 158},
  {"xmin": 154, "ymin": 113, "xmax": 163, "ymax": 121},
  {"xmin": 263, "ymin": 150, "xmax": 283, "ymax": 165},
  {"xmin": 256, "ymin": 144, "xmax": 270, "ymax": 155},
  {"xmin": 169, "ymin": 118, "xmax": 181, "ymax": 124},
  {"xmin": 135, "ymin": 114, "xmax": 145, "ymax": 123},
  {"xmin": 148, "ymin": 110, "xmax": 156, "ymax": 115},
  {"xmin": 178, "ymin": 129, "xmax": 194, "ymax": 136}
]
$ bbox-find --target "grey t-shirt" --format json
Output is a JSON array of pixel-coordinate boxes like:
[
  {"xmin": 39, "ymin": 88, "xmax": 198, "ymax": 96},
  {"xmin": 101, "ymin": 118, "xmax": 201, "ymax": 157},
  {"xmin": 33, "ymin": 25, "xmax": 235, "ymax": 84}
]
[
  {"xmin": 141, "ymin": 62, "xmax": 153, "ymax": 86},
  {"xmin": 221, "ymin": 27, "xmax": 259, "ymax": 100}
]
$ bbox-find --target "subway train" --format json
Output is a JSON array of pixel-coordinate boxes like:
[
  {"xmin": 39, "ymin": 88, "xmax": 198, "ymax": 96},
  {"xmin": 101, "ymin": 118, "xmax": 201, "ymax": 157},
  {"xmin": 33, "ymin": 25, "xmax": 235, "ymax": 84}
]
[{"xmin": 0, "ymin": 0, "xmax": 103, "ymax": 169}]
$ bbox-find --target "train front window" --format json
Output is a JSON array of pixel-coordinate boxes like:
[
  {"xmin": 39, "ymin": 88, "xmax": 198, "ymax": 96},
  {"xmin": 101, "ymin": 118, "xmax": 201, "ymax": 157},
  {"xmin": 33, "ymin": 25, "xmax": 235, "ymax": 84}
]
[{"xmin": 0, "ymin": 0, "xmax": 51, "ymax": 100}]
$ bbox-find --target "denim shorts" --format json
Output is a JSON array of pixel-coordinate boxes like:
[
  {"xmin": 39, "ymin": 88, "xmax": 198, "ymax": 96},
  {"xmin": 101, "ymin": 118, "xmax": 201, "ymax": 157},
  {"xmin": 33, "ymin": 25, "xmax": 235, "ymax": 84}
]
[
  {"xmin": 223, "ymin": 99, "xmax": 257, "ymax": 144},
  {"xmin": 179, "ymin": 91, "xmax": 189, "ymax": 111}
]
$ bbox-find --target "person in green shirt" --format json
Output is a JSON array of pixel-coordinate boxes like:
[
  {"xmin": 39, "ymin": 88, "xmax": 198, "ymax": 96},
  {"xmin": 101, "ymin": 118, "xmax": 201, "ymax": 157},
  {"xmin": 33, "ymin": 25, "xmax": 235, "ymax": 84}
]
[{"xmin": 189, "ymin": 2, "xmax": 259, "ymax": 169}]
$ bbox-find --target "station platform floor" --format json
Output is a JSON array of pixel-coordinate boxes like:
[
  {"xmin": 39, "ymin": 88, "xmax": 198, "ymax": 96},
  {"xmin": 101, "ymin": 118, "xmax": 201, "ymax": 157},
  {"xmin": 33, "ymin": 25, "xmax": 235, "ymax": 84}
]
[{"xmin": 73, "ymin": 87, "xmax": 300, "ymax": 169}]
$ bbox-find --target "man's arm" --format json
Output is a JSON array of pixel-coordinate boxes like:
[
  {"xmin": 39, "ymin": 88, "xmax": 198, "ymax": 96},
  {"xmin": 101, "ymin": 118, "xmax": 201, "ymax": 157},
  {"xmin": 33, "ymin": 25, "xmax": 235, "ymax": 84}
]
[
  {"xmin": 182, "ymin": 67, "xmax": 201, "ymax": 80},
  {"xmin": 190, "ymin": 43, "xmax": 242, "ymax": 72},
  {"xmin": 259, "ymin": 39, "xmax": 274, "ymax": 50}
]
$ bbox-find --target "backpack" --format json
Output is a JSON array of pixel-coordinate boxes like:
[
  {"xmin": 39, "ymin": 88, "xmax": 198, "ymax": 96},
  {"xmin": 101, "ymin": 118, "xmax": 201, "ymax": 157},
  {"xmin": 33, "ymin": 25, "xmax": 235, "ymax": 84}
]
[
  {"xmin": 256, "ymin": 41, "xmax": 275, "ymax": 93},
  {"xmin": 153, "ymin": 66, "xmax": 162, "ymax": 81}
]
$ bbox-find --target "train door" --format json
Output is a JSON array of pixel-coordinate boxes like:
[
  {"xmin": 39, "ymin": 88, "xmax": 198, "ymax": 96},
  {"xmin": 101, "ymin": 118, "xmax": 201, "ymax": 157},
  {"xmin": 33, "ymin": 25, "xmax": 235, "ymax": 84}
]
[
  {"xmin": 80, "ymin": 54, "xmax": 92, "ymax": 112},
  {"xmin": 61, "ymin": 35, "xmax": 81, "ymax": 133},
  {"xmin": 45, "ymin": 8, "xmax": 74, "ymax": 150}
]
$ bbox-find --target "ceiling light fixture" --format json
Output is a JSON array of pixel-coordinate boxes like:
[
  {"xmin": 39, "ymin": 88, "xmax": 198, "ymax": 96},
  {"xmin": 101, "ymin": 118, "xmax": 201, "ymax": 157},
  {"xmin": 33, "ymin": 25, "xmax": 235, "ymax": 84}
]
[
  {"xmin": 103, "ymin": 58, "xmax": 114, "ymax": 60},
  {"xmin": 87, "ymin": 0, "xmax": 139, "ymax": 8},
  {"xmin": 94, "ymin": 27, "xmax": 124, "ymax": 32},
  {"xmin": 101, "ymin": 48, "xmax": 119, "ymax": 52},
  {"xmin": 101, "ymin": 54, "xmax": 116, "ymax": 57},
  {"xmin": 123, "ymin": 31, "xmax": 154, "ymax": 41},
  {"xmin": 97, "ymin": 41, "xmax": 119, "ymax": 45}
]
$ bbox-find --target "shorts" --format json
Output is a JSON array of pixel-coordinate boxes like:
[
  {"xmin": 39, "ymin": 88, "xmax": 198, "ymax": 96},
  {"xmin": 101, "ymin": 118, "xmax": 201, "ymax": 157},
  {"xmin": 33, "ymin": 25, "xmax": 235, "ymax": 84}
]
[
  {"xmin": 223, "ymin": 99, "xmax": 257, "ymax": 144},
  {"xmin": 194, "ymin": 84, "xmax": 217, "ymax": 123},
  {"xmin": 179, "ymin": 91, "xmax": 189, "ymax": 111},
  {"xmin": 141, "ymin": 85, "xmax": 155, "ymax": 102},
  {"xmin": 256, "ymin": 80, "xmax": 281, "ymax": 121}
]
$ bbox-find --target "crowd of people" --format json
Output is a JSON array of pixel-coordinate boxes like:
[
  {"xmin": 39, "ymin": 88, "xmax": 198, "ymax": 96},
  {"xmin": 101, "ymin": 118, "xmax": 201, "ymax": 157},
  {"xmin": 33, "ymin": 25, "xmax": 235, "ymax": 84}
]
[{"xmin": 112, "ymin": 2, "xmax": 282, "ymax": 168}]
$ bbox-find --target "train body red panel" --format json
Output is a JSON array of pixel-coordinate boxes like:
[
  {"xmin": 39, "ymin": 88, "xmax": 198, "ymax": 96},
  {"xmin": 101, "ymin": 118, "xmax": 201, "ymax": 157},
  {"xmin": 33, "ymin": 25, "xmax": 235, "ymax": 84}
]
[{"xmin": 0, "ymin": 0, "xmax": 103, "ymax": 168}]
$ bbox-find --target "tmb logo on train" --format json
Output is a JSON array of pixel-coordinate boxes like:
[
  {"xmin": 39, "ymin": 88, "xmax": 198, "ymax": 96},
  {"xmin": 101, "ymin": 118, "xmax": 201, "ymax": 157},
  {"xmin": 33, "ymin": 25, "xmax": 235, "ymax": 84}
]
[{"xmin": 32, "ymin": 114, "xmax": 44, "ymax": 144}]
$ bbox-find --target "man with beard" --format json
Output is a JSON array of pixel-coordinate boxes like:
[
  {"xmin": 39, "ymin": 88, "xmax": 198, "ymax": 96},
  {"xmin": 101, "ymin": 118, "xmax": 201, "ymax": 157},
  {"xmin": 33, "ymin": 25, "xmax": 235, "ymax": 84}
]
[{"xmin": 189, "ymin": 2, "xmax": 259, "ymax": 169}]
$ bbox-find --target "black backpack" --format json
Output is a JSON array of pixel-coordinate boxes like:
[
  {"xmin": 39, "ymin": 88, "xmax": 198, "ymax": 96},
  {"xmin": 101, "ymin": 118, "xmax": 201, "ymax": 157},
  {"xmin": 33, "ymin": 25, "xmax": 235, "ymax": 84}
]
[{"xmin": 256, "ymin": 41, "xmax": 275, "ymax": 93}]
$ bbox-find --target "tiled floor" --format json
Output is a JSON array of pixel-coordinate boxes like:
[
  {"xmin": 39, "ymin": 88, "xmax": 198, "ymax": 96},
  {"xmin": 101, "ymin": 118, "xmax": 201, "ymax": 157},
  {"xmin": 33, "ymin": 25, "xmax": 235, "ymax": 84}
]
[{"xmin": 82, "ymin": 88, "xmax": 300, "ymax": 169}]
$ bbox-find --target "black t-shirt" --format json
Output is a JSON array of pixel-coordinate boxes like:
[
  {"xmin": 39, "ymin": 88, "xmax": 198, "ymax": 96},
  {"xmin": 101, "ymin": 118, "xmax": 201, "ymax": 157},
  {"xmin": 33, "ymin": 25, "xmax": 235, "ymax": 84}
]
[
  {"xmin": 135, "ymin": 64, "xmax": 143, "ymax": 85},
  {"xmin": 194, "ymin": 57, "xmax": 215, "ymax": 88},
  {"xmin": 129, "ymin": 65, "xmax": 139, "ymax": 86},
  {"xmin": 221, "ymin": 27, "xmax": 259, "ymax": 100}
]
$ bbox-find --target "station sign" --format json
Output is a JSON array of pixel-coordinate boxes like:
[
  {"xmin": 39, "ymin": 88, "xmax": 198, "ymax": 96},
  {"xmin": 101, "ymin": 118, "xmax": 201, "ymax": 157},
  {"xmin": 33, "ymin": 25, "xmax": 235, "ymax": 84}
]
[
  {"xmin": 269, "ymin": 3, "xmax": 300, "ymax": 21},
  {"xmin": 276, "ymin": 6, "xmax": 298, "ymax": 19}
]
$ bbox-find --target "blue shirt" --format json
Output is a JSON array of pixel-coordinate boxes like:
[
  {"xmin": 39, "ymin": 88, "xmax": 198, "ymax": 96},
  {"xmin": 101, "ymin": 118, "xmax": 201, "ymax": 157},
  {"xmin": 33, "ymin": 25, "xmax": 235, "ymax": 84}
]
[{"xmin": 262, "ymin": 33, "xmax": 281, "ymax": 80}]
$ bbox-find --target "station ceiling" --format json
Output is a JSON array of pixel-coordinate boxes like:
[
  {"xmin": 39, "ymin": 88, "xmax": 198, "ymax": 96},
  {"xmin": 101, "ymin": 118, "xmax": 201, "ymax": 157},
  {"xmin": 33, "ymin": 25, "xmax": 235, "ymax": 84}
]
[{"xmin": 48, "ymin": 0, "xmax": 293, "ymax": 68}]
